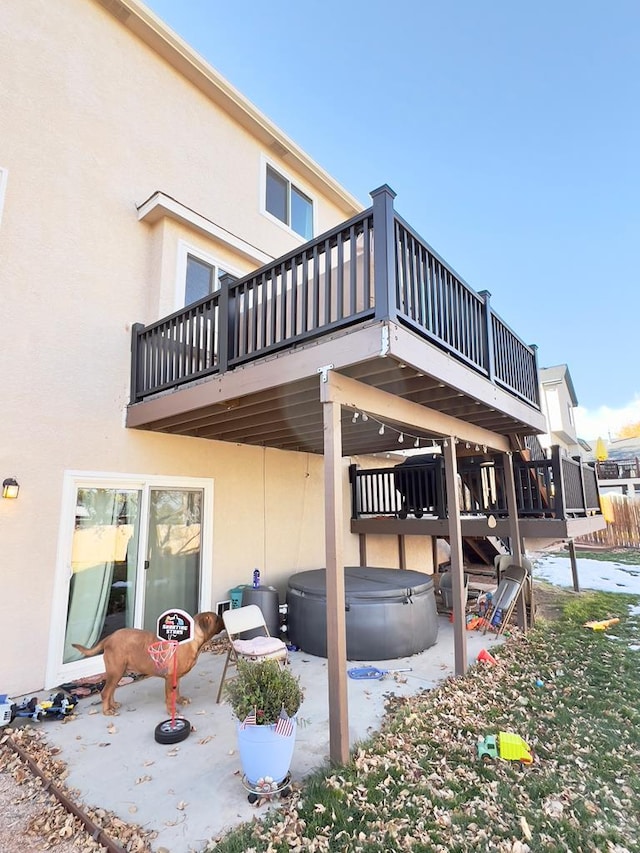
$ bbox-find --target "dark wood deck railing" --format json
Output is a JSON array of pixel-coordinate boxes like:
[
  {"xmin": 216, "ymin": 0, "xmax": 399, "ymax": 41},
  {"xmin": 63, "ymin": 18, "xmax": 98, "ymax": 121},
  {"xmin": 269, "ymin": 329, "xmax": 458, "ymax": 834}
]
[
  {"xmin": 595, "ymin": 459, "xmax": 640, "ymax": 480},
  {"xmin": 131, "ymin": 185, "xmax": 540, "ymax": 407},
  {"xmin": 350, "ymin": 446, "xmax": 601, "ymax": 521}
]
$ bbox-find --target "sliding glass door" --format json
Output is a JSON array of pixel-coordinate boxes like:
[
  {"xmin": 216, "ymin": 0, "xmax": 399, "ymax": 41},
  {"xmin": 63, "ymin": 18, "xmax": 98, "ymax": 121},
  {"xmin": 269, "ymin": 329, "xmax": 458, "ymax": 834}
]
[
  {"xmin": 143, "ymin": 488, "xmax": 202, "ymax": 633},
  {"xmin": 52, "ymin": 475, "xmax": 211, "ymax": 685},
  {"xmin": 64, "ymin": 487, "xmax": 141, "ymax": 663}
]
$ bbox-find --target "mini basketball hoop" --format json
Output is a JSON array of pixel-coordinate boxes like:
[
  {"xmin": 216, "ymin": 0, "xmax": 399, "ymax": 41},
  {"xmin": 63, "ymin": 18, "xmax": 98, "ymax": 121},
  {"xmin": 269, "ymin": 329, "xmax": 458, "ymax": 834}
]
[
  {"xmin": 148, "ymin": 639, "xmax": 191, "ymax": 744},
  {"xmin": 148, "ymin": 639, "xmax": 178, "ymax": 676}
]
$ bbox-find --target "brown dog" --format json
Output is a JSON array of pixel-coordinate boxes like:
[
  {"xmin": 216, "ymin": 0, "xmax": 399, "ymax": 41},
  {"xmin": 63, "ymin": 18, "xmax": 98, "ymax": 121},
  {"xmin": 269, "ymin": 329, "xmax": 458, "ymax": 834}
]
[{"xmin": 72, "ymin": 611, "xmax": 224, "ymax": 715}]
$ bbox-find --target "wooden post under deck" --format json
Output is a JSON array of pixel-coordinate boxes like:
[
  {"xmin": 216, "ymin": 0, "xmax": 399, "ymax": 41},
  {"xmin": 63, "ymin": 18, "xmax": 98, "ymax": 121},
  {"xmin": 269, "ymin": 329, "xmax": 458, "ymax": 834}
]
[
  {"xmin": 443, "ymin": 437, "xmax": 467, "ymax": 675},
  {"xmin": 568, "ymin": 539, "xmax": 580, "ymax": 592},
  {"xmin": 322, "ymin": 397, "xmax": 350, "ymax": 765},
  {"xmin": 503, "ymin": 451, "xmax": 527, "ymax": 632}
]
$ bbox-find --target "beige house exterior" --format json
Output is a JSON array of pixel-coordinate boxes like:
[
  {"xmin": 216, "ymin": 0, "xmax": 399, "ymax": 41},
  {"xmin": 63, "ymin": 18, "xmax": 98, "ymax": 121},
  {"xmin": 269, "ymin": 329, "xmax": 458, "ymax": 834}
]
[
  {"xmin": 1, "ymin": 0, "xmax": 438, "ymax": 698},
  {"xmin": 3, "ymin": 3, "xmax": 605, "ymax": 765}
]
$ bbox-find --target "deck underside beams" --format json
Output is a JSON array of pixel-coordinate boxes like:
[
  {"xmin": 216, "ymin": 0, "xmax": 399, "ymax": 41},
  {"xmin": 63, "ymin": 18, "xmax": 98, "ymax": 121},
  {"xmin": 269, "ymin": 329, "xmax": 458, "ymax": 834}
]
[{"xmin": 127, "ymin": 321, "xmax": 546, "ymax": 455}]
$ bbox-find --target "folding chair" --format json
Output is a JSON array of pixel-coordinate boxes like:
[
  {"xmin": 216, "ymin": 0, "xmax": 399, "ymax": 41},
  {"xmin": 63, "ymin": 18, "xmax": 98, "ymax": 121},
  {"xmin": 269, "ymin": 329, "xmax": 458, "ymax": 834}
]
[
  {"xmin": 483, "ymin": 564, "xmax": 528, "ymax": 636},
  {"xmin": 215, "ymin": 604, "xmax": 288, "ymax": 703}
]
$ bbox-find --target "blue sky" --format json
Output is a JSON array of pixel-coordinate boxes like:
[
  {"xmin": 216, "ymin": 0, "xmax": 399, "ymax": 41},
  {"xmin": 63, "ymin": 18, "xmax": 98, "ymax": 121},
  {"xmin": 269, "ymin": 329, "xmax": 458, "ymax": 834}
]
[{"xmin": 145, "ymin": 0, "xmax": 639, "ymax": 439}]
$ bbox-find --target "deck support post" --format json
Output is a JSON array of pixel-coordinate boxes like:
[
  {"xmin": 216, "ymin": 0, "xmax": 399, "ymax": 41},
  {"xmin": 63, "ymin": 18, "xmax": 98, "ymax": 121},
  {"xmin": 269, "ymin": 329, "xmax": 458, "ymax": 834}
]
[
  {"xmin": 568, "ymin": 539, "xmax": 580, "ymax": 592},
  {"xmin": 322, "ymin": 396, "xmax": 350, "ymax": 766},
  {"xmin": 443, "ymin": 437, "xmax": 467, "ymax": 675},
  {"xmin": 129, "ymin": 323, "xmax": 144, "ymax": 404},
  {"xmin": 371, "ymin": 184, "xmax": 398, "ymax": 323},
  {"xmin": 478, "ymin": 291, "xmax": 495, "ymax": 384},
  {"xmin": 503, "ymin": 450, "xmax": 527, "ymax": 632}
]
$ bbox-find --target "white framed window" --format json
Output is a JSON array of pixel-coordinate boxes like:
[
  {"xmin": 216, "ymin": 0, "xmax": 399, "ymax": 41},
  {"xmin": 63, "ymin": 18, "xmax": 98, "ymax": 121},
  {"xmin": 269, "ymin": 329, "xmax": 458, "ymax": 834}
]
[
  {"xmin": 175, "ymin": 241, "xmax": 241, "ymax": 310},
  {"xmin": 261, "ymin": 159, "xmax": 314, "ymax": 240},
  {"xmin": 0, "ymin": 167, "xmax": 8, "ymax": 228}
]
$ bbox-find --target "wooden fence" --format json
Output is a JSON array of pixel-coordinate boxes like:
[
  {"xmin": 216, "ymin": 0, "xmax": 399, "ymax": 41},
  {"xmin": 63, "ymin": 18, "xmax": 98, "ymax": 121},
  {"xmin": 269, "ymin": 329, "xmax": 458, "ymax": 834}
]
[{"xmin": 577, "ymin": 494, "xmax": 640, "ymax": 549}]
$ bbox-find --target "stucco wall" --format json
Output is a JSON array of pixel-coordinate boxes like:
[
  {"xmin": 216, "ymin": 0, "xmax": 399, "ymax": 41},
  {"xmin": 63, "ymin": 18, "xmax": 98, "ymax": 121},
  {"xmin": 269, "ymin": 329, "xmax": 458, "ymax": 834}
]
[{"xmin": 0, "ymin": 0, "xmax": 432, "ymax": 695}]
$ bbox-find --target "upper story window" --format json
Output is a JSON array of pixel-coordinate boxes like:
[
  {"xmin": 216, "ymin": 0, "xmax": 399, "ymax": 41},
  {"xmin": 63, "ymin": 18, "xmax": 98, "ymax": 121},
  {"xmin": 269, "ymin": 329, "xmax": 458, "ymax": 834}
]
[
  {"xmin": 185, "ymin": 254, "xmax": 225, "ymax": 304},
  {"xmin": 265, "ymin": 164, "xmax": 313, "ymax": 240},
  {"xmin": 177, "ymin": 242, "xmax": 238, "ymax": 309}
]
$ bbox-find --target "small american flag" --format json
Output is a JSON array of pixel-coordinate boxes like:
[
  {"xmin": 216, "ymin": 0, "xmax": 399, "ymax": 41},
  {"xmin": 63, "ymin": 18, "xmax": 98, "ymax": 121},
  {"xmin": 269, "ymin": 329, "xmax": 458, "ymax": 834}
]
[
  {"xmin": 240, "ymin": 707, "xmax": 257, "ymax": 729},
  {"xmin": 274, "ymin": 707, "xmax": 294, "ymax": 738}
]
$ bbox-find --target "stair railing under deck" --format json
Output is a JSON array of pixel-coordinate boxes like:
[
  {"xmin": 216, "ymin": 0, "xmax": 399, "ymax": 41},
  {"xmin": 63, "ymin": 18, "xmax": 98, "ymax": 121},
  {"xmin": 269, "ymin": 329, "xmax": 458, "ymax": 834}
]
[
  {"xmin": 349, "ymin": 448, "xmax": 601, "ymax": 522},
  {"xmin": 131, "ymin": 186, "xmax": 540, "ymax": 407}
]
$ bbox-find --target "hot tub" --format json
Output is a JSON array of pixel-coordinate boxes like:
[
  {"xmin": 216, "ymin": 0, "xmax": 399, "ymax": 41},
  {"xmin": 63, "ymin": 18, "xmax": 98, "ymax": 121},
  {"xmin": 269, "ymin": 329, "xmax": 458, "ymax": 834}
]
[{"xmin": 286, "ymin": 567, "xmax": 438, "ymax": 660}]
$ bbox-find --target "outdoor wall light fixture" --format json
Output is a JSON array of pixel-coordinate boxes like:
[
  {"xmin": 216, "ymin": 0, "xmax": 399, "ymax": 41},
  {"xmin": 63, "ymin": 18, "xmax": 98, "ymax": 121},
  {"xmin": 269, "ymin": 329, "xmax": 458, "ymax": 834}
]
[{"xmin": 2, "ymin": 477, "xmax": 19, "ymax": 499}]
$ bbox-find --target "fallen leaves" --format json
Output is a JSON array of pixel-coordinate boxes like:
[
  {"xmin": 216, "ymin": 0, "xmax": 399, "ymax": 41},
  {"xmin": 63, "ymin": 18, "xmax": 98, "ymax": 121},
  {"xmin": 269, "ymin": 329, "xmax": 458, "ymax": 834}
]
[{"xmin": 0, "ymin": 727, "xmax": 156, "ymax": 852}]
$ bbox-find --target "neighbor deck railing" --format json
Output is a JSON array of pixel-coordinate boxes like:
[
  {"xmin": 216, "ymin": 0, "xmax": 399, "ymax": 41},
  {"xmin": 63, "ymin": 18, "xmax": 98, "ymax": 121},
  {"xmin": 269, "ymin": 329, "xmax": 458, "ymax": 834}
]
[
  {"xmin": 595, "ymin": 459, "xmax": 640, "ymax": 480},
  {"xmin": 131, "ymin": 185, "xmax": 540, "ymax": 407},
  {"xmin": 350, "ymin": 446, "xmax": 601, "ymax": 521}
]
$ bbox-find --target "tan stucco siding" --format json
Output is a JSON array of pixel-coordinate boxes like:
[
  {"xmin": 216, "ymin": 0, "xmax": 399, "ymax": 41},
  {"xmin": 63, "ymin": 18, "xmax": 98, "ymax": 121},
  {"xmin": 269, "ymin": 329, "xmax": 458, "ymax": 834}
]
[{"xmin": 0, "ymin": 0, "xmax": 374, "ymax": 695}]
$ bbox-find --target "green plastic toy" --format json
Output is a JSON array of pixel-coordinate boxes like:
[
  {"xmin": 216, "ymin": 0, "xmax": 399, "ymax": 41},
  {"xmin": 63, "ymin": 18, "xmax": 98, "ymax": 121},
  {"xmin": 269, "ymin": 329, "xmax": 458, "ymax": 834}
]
[{"xmin": 477, "ymin": 732, "xmax": 533, "ymax": 764}]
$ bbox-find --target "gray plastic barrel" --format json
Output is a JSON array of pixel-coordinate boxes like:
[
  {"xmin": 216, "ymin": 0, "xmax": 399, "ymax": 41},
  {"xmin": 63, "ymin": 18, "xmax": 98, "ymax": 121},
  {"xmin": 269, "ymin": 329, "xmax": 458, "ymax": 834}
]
[
  {"xmin": 438, "ymin": 570, "xmax": 469, "ymax": 610},
  {"xmin": 240, "ymin": 585, "xmax": 280, "ymax": 637}
]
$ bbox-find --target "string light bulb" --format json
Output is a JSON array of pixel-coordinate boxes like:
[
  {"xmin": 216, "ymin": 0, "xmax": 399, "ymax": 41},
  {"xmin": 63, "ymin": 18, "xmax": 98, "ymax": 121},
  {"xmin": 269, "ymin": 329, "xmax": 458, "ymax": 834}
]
[
  {"xmin": 378, "ymin": 424, "xmax": 385, "ymax": 435},
  {"xmin": 351, "ymin": 411, "xmax": 359, "ymax": 423},
  {"xmin": 414, "ymin": 437, "xmax": 420, "ymax": 448},
  {"xmin": 398, "ymin": 433, "xmax": 404, "ymax": 443},
  {"xmin": 361, "ymin": 412, "xmax": 368, "ymax": 421}
]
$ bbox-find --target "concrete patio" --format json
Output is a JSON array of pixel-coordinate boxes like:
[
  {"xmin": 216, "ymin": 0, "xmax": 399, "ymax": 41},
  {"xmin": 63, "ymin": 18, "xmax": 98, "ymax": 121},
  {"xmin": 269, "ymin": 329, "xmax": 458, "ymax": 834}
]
[{"xmin": 32, "ymin": 617, "xmax": 504, "ymax": 853}]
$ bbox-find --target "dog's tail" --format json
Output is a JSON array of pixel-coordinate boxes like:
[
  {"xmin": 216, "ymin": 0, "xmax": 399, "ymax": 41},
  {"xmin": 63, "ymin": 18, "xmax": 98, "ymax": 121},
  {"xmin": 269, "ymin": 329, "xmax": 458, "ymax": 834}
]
[{"xmin": 72, "ymin": 639, "xmax": 107, "ymax": 658}]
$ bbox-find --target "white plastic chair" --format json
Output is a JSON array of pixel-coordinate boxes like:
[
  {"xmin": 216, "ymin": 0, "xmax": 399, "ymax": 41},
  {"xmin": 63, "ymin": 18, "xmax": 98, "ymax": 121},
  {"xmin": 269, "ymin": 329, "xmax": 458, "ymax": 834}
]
[{"xmin": 215, "ymin": 604, "xmax": 288, "ymax": 703}]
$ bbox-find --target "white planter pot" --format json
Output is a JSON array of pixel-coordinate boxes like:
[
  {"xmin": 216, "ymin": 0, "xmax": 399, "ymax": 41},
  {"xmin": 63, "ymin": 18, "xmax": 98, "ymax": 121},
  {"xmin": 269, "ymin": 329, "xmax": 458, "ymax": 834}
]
[{"xmin": 236, "ymin": 718, "xmax": 297, "ymax": 785}]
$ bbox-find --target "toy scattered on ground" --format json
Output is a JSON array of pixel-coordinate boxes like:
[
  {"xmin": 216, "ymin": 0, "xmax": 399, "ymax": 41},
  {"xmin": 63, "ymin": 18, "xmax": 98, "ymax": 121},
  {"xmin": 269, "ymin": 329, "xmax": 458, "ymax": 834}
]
[
  {"xmin": 0, "ymin": 695, "xmax": 14, "ymax": 727},
  {"xmin": 39, "ymin": 692, "xmax": 78, "ymax": 719},
  {"xmin": 347, "ymin": 666, "xmax": 412, "ymax": 680},
  {"xmin": 476, "ymin": 648, "xmax": 498, "ymax": 665},
  {"xmin": 0, "ymin": 692, "xmax": 77, "ymax": 725},
  {"xmin": 477, "ymin": 731, "xmax": 533, "ymax": 765},
  {"xmin": 583, "ymin": 617, "xmax": 620, "ymax": 631}
]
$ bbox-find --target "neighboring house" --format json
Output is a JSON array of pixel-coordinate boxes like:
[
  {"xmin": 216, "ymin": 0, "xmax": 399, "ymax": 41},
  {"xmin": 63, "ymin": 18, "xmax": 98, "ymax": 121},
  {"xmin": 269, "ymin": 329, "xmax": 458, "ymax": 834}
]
[
  {"xmin": 1, "ymin": 0, "xmax": 604, "ymax": 761},
  {"xmin": 538, "ymin": 365, "xmax": 584, "ymax": 458}
]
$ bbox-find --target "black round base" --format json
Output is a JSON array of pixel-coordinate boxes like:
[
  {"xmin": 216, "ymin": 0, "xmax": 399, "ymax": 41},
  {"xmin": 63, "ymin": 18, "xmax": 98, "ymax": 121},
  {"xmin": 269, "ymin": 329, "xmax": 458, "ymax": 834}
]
[{"xmin": 154, "ymin": 717, "xmax": 191, "ymax": 744}]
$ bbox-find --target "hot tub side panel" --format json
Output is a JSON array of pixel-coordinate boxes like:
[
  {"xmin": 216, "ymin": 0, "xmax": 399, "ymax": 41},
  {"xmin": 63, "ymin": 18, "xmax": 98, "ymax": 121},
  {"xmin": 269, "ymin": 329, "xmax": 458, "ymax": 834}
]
[{"xmin": 286, "ymin": 568, "xmax": 439, "ymax": 660}]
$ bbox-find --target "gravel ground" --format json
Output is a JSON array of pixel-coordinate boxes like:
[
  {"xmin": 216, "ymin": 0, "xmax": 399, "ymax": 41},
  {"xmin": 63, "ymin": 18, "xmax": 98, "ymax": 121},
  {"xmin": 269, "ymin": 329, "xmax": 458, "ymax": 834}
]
[
  {"xmin": 0, "ymin": 726, "xmax": 154, "ymax": 853},
  {"xmin": 0, "ymin": 768, "xmax": 86, "ymax": 853}
]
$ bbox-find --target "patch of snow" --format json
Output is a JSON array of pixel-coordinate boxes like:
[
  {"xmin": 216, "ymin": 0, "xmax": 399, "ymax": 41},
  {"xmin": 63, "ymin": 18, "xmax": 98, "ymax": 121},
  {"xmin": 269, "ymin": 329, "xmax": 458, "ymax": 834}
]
[{"xmin": 533, "ymin": 555, "xmax": 640, "ymax": 595}]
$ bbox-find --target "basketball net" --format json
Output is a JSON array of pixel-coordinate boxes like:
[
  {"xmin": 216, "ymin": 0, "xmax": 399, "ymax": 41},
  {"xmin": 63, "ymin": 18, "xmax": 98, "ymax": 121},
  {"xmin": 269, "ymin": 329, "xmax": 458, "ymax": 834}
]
[
  {"xmin": 148, "ymin": 639, "xmax": 178, "ymax": 675},
  {"xmin": 148, "ymin": 639, "xmax": 179, "ymax": 725}
]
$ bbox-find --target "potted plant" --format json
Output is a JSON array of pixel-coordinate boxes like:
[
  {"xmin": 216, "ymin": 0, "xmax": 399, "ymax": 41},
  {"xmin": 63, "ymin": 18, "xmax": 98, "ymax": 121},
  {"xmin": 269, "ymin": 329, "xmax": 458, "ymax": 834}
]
[{"xmin": 224, "ymin": 658, "xmax": 304, "ymax": 794}]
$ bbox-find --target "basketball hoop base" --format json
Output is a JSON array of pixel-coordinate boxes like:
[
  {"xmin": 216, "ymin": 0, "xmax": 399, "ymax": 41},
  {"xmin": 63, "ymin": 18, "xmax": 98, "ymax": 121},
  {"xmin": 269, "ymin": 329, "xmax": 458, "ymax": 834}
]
[
  {"xmin": 154, "ymin": 716, "xmax": 191, "ymax": 745},
  {"xmin": 148, "ymin": 638, "xmax": 191, "ymax": 744}
]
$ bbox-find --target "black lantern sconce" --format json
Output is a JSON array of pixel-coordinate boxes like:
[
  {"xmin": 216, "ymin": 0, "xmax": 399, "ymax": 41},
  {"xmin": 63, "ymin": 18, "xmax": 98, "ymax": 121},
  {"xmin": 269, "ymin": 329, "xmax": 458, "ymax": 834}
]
[{"xmin": 2, "ymin": 477, "xmax": 20, "ymax": 499}]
